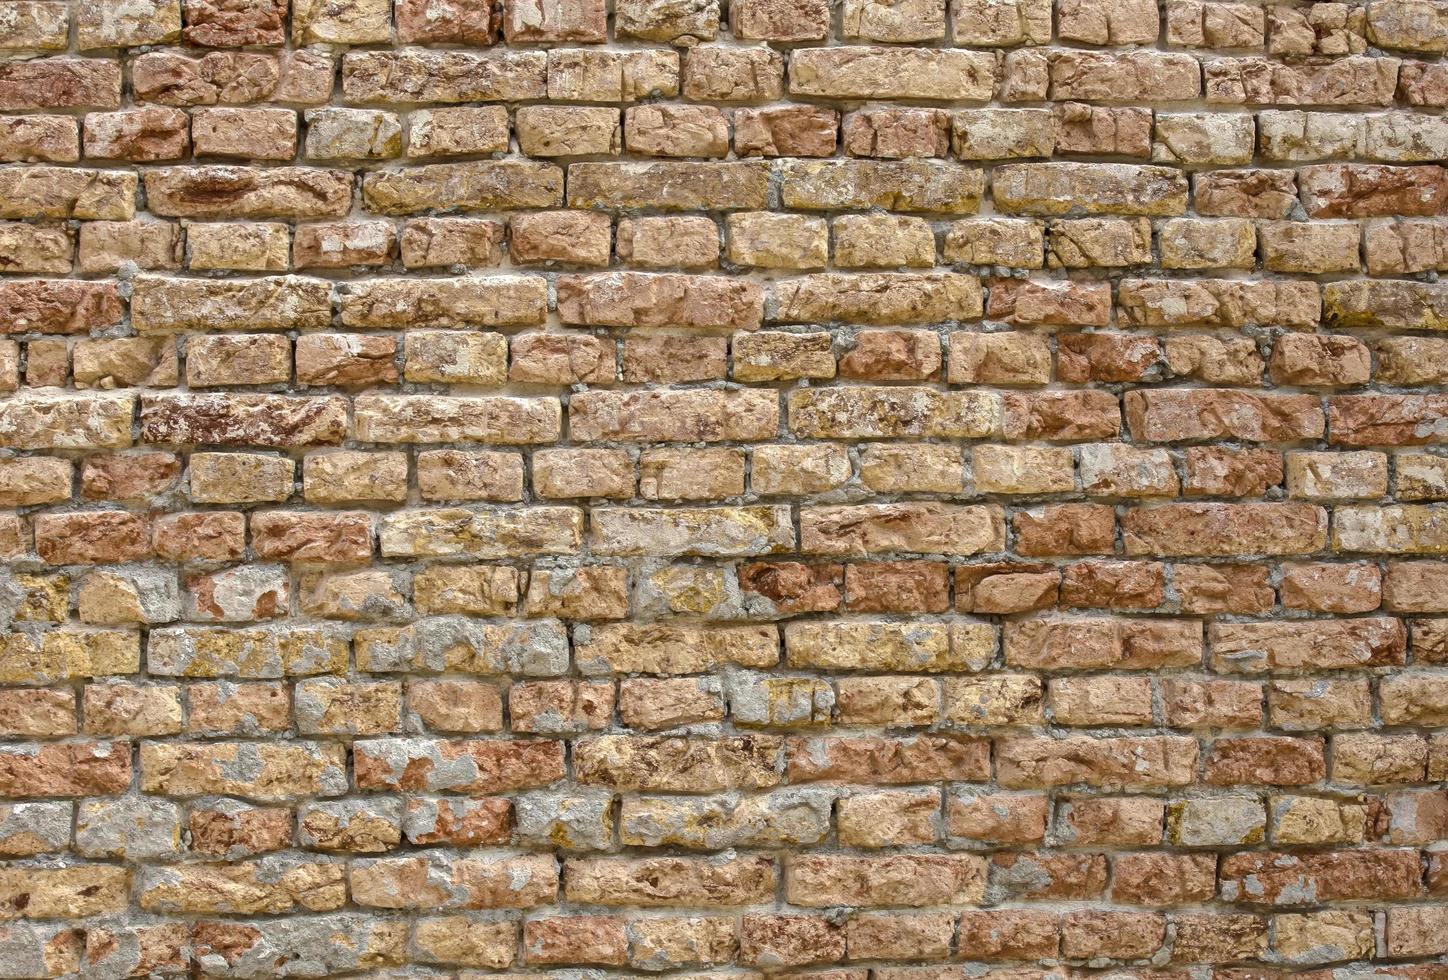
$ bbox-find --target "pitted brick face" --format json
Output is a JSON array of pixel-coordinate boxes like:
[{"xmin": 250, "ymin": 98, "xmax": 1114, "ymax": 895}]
[{"xmin": 1, "ymin": 0, "xmax": 1448, "ymax": 975}]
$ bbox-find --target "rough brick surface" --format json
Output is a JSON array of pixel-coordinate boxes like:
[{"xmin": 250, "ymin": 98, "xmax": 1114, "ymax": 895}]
[{"xmin": 0, "ymin": 0, "xmax": 1446, "ymax": 976}]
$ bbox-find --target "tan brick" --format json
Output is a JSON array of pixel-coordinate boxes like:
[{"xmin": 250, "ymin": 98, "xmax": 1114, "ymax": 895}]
[{"xmin": 790, "ymin": 47, "xmax": 995, "ymax": 101}]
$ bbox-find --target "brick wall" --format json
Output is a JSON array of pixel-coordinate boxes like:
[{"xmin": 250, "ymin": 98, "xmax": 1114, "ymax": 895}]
[{"xmin": 0, "ymin": 0, "xmax": 1447, "ymax": 975}]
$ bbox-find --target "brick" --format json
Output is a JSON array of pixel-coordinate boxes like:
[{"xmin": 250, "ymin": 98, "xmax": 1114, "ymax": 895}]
[
  {"xmin": 406, "ymin": 108, "xmax": 509, "ymax": 159},
  {"xmin": 77, "ymin": 457, "xmax": 175, "ymax": 509},
  {"xmin": 776, "ymin": 273, "xmax": 982, "ymax": 325},
  {"xmin": 1368, "ymin": 0, "xmax": 1448, "ymax": 52},
  {"xmin": 846, "ymin": 911, "xmax": 952, "ymax": 961},
  {"xmin": 141, "ymin": 741, "xmax": 346, "ymax": 799},
  {"xmin": 1048, "ymin": 217, "xmax": 1152, "ymax": 267},
  {"xmin": 145, "ymin": 166, "xmax": 351, "ymax": 219},
  {"xmin": 184, "ymin": 0, "xmax": 287, "ymax": 45},
  {"xmin": 1205, "ymin": 736, "xmax": 1327, "ymax": 785},
  {"xmin": 558, "ymin": 272, "xmax": 762, "ymax": 331},
  {"xmin": 1282, "ymin": 562, "xmax": 1383, "ymax": 613},
  {"xmin": 741, "ymin": 919, "xmax": 878, "ymax": 967},
  {"xmin": 189, "ymin": 916, "xmax": 404, "ymax": 973},
  {"xmin": 504, "ymin": 0, "xmax": 604, "ymax": 41},
  {"xmin": 379, "ymin": 507, "xmax": 579, "ymax": 559},
  {"xmin": 77, "ymin": 220, "xmax": 180, "ymax": 276},
  {"xmin": 510, "ymin": 211, "xmax": 608, "ymax": 267},
  {"xmin": 782, "ymin": 160, "xmax": 983, "ymax": 213},
  {"xmin": 0, "ymin": 457, "xmax": 70, "ymax": 508},
  {"xmin": 834, "ymin": 216, "xmax": 936, "ymax": 269},
  {"xmin": 1123, "ymin": 502, "xmax": 1327, "ymax": 557},
  {"xmin": 787, "ymin": 621, "xmax": 987, "ymax": 672},
  {"xmin": 138, "ymin": 393, "xmax": 345, "ymax": 449},
  {"xmin": 591, "ymin": 505, "xmax": 792, "ymax": 557},
  {"xmin": 363, "ymin": 160, "xmax": 562, "ymax": 215},
  {"xmin": 1053, "ymin": 102, "xmax": 1151, "ymax": 156},
  {"xmin": 0, "ymin": 115, "xmax": 79, "ymax": 163},
  {"xmin": 1153, "ymin": 112, "xmax": 1255, "ymax": 165},
  {"xmin": 0, "ymin": 2, "xmax": 70, "ymax": 50},
  {"xmin": 571, "ymin": 390, "xmax": 775, "ymax": 443},
  {"xmin": 1060, "ymin": 796, "xmax": 1163, "ymax": 846},
  {"xmin": 186, "ymin": 221, "xmax": 289, "ymax": 272},
  {"xmin": 986, "ymin": 282, "xmax": 1108, "ymax": 330},
  {"xmin": 1386, "ymin": 906, "xmax": 1448, "ymax": 956},
  {"xmin": 248, "ymin": 512, "xmax": 373, "ymax": 566},
  {"xmin": 1268, "ymin": 3, "xmax": 1366, "ymax": 57},
  {"xmin": 546, "ymin": 48, "xmax": 679, "ymax": 101},
  {"xmin": 626, "ymin": 104, "xmax": 728, "ymax": 158},
  {"xmin": 1007, "ymin": 617, "xmax": 1199, "ymax": 669},
  {"xmin": 0, "ymin": 166, "xmax": 135, "ymax": 221},
  {"xmin": 727, "ymin": 212, "xmax": 827, "ymax": 270},
  {"xmin": 958, "ymin": 910, "xmax": 1059, "ymax": 961},
  {"xmin": 1050, "ymin": 51, "xmax": 1201, "ymax": 103},
  {"xmin": 787, "ymin": 854, "xmax": 985, "ymax": 907},
  {"xmin": 619, "ymin": 331, "xmax": 721, "ymax": 381},
  {"xmin": 1058, "ymin": 0, "xmax": 1157, "ymax": 43},
  {"xmin": 995, "ymin": 162, "xmax": 1188, "ymax": 215},
  {"xmin": 953, "ymin": 0, "xmax": 1050, "ymax": 44},
  {"xmin": 790, "ymin": 47, "xmax": 995, "ymax": 101},
  {"xmin": 1325, "ymin": 279, "xmax": 1448, "ymax": 330},
  {"xmin": 843, "ymin": 0, "xmax": 944, "ymax": 40},
  {"xmin": 735, "ymin": 105, "xmax": 838, "ymax": 156},
  {"xmin": 1127, "ymin": 389, "xmax": 1324, "ymax": 443},
  {"xmin": 682, "ymin": 46, "xmax": 783, "ymax": 103},
  {"xmin": 801, "ymin": 503, "xmax": 1003, "ymax": 556},
  {"xmin": 999, "ymin": 736, "xmax": 1198, "ymax": 789},
  {"xmin": 0, "ymin": 58, "xmax": 121, "ymax": 111},
  {"xmin": 1301, "ymin": 163, "xmax": 1448, "ymax": 218},
  {"xmin": 132, "ymin": 50, "xmax": 334, "ymax": 107},
  {"xmin": 1003, "ymin": 391, "xmax": 1120, "ymax": 443},
  {"xmin": 615, "ymin": 0, "xmax": 719, "ymax": 41},
  {"xmin": 943, "ymin": 218, "xmax": 1044, "ymax": 268},
  {"xmin": 292, "ymin": 0, "xmax": 390, "ymax": 42},
  {"xmin": 1206, "ymin": 56, "xmax": 1398, "ymax": 105},
  {"xmin": 1220, "ymin": 850, "xmax": 1424, "ymax": 905},
  {"xmin": 1061, "ymin": 910, "xmax": 1165, "ymax": 959},
  {"xmin": 568, "ymin": 161, "xmax": 767, "ymax": 210},
  {"xmin": 730, "ymin": 0, "xmax": 829, "ymax": 38},
  {"xmin": 618, "ymin": 216, "xmax": 718, "ymax": 270},
  {"xmin": 84, "ymin": 109, "xmax": 185, "ymax": 165},
  {"xmin": 133, "ymin": 275, "xmax": 329, "ymax": 334},
  {"xmin": 532, "ymin": 449, "xmax": 629, "ymax": 499},
  {"xmin": 355, "ymin": 394, "xmax": 559, "ymax": 445},
  {"xmin": 193, "ymin": 107, "xmax": 297, "ymax": 160},
  {"xmin": 788, "ymin": 734, "xmax": 988, "ymax": 784},
  {"xmin": 293, "ymin": 221, "xmax": 392, "ymax": 270},
  {"xmin": 517, "ymin": 105, "xmax": 619, "ymax": 157},
  {"xmin": 1160, "ymin": 217, "xmax": 1257, "ymax": 269}
]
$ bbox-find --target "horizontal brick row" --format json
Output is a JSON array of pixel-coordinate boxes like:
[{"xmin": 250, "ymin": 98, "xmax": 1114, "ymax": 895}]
[
  {"xmin": 8, "ymin": 390, "xmax": 1448, "ymax": 453},
  {"xmin": 7, "ymin": 443, "xmax": 1448, "ymax": 499},
  {"xmin": 4, "ymin": 898, "xmax": 1448, "ymax": 975},
  {"xmin": 2, "ymin": 0, "xmax": 1447, "ymax": 53},
  {"xmin": 5, "ymin": 162, "xmax": 1448, "ymax": 220},
  {"xmin": 10, "ymin": 215, "xmax": 1448, "ymax": 281},
  {"xmin": 7, "ymin": 273, "xmax": 1448, "ymax": 335},
  {"xmin": 8, "ymin": 106, "xmax": 1448, "ymax": 165},
  {"xmin": 6, "ymin": 49, "xmax": 1448, "ymax": 108},
  {"xmin": 7, "ymin": 499, "xmax": 1448, "ymax": 557}
]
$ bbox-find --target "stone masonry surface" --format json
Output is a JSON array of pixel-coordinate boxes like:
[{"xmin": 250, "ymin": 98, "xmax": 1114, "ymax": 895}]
[{"xmin": 0, "ymin": 0, "xmax": 1447, "ymax": 977}]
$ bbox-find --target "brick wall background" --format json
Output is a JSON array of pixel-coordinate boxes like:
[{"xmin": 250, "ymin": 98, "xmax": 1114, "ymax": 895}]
[{"xmin": 0, "ymin": 0, "xmax": 1447, "ymax": 975}]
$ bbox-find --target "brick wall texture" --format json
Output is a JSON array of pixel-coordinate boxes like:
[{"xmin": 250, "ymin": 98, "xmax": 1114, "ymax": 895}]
[{"xmin": 2, "ymin": 0, "xmax": 1448, "ymax": 976}]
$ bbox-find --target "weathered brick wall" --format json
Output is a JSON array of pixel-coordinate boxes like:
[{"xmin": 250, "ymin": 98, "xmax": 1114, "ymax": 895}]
[{"xmin": 0, "ymin": 0, "xmax": 1447, "ymax": 974}]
